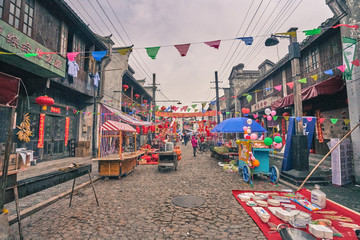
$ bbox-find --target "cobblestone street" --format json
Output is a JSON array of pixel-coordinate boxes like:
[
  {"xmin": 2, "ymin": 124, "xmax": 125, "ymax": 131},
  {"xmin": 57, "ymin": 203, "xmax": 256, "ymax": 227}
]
[{"xmin": 9, "ymin": 145, "xmax": 283, "ymax": 239}]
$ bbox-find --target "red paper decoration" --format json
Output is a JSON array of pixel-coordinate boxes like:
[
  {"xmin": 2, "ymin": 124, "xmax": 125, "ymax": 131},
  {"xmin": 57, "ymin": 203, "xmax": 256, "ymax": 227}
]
[
  {"xmin": 134, "ymin": 94, "xmax": 140, "ymax": 99},
  {"xmin": 123, "ymin": 84, "xmax": 129, "ymax": 91},
  {"xmin": 143, "ymin": 100, "xmax": 148, "ymax": 104},
  {"xmin": 36, "ymin": 95, "xmax": 54, "ymax": 110},
  {"xmin": 136, "ymin": 126, "xmax": 141, "ymax": 134}
]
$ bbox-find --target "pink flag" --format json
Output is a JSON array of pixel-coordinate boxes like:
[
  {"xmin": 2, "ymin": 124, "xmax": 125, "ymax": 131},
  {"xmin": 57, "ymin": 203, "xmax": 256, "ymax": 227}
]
[
  {"xmin": 319, "ymin": 118, "xmax": 326, "ymax": 124},
  {"xmin": 337, "ymin": 65, "xmax": 346, "ymax": 72},
  {"xmin": 67, "ymin": 52, "xmax": 80, "ymax": 61},
  {"xmin": 306, "ymin": 117, "xmax": 313, "ymax": 121},
  {"xmin": 253, "ymin": 114, "xmax": 258, "ymax": 119},
  {"xmin": 274, "ymin": 85, "xmax": 282, "ymax": 91},
  {"xmin": 204, "ymin": 40, "xmax": 221, "ymax": 49},
  {"xmin": 286, "ymin": 82, "xmax": 294, "ymax": 89},
  {"xmin": 174, "ymin": 44, "xmax": 190, "ymax": 57}
]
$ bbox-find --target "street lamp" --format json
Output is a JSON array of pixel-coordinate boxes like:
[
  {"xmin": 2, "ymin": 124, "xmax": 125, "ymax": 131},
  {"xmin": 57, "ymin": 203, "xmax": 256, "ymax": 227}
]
[{"xmin": 265, "ymin": 28, "xmax": 311, "ymax": 183}]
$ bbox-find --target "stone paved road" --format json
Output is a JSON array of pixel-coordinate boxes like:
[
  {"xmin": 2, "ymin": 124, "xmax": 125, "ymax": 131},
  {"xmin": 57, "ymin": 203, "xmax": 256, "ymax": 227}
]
[{"xmin": 10, "ymin": 145, "xmax": 284, "ymax": 240}]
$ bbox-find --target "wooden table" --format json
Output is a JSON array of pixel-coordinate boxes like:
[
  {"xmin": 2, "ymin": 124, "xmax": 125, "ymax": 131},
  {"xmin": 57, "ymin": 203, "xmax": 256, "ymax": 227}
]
[{"xmin": 93, "ymin": 151, "xmax": 144, "ymax": 178}]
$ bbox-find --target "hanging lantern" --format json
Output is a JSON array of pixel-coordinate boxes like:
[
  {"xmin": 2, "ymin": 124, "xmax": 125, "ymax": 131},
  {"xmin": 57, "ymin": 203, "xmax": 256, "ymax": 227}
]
[
  {"xmin": 36, "ymin": 95, "xmax": 54, "ymax": 110},
  {"xmin": 123, "ymin": 84, "xmax": 129, "ymax": 91},
  {"xmin": 134, "ymin": 94, "xmax": 140, "ymax": 99},
  {"xmin": 282, "ymin": 112, "xmax": 290, "ymax": 117},
  {"xmin": 136, "ymin": 126, "xmax": 141, "ymax": 134},
  {"xmin": 203, "ymin": 119, "xmax": 207, "ymax": 123},
  {"xmin": 150, "ymin": 125, "xmax": 155, "ymax": 132},
  {"xmin": 143, "ymin": 100, "xmax": 148, "ymax": 104},
  {"xmin": 161, "ymin": 106, "xmax": 166, "ymax": 111}
]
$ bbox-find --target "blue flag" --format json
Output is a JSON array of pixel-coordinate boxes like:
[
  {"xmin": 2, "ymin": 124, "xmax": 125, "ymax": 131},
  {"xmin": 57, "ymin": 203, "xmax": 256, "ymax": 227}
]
[
  {"xmin": 92, "ymin": 51, "xmax": 107, "ymax": 61},
  {"xmin": 237, "ymin": 37, "xmax": 253, "ymax": 45}
]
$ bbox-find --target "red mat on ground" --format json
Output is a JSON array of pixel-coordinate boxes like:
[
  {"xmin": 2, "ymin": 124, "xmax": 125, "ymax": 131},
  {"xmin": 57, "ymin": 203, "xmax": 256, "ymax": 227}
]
[{"xmin": 232, "ymin": 189, "xmax": 359, "ymax": 239}]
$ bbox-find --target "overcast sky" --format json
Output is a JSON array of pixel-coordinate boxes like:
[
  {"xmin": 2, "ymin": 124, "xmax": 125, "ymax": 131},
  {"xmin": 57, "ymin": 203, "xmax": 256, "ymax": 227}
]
[{"xmin": 66, "ymin": 0, "xmax": 333, "ymax": 110}]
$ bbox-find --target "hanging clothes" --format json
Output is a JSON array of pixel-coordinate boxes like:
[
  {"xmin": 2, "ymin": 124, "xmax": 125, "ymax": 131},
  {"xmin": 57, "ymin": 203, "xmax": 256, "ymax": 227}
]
[
  {"xmin": 68, "ymin": 61, "xmax": 79, "ymax": 78},
  {"xmin": 93, "ymin": 72, "xmax": 100, "ymax": 88},
  {"xmin": 87, "ymin": 73, "xmax": 92, "ymax": 90}
]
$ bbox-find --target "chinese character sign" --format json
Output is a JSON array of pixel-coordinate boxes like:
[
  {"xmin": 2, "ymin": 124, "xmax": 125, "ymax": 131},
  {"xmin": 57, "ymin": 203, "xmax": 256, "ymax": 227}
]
[
  {"xmin": 37, "ymin": 113, "xmax": 45, "ymax": 148},
  {"xmin": 65, "ymin": 117, "xmax": 70, "ymax": 146}
]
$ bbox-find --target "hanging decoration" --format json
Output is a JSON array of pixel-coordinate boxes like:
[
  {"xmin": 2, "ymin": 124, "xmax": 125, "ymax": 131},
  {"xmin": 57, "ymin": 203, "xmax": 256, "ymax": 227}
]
[
  {"xmin": 123, "ymin": 84, "xmax": 129, "ymax": 91},
  {"xmin": 145, "ymin": 47, "xmax": 160, "ymax": 59},
  {"xmin": 310, "ymin": 74, "xmax": 318, "ymax": 81},
  {"xmin": 174, "ymin": 43, "xmax": 191, "ymax": 57},
  {"xmin": 236, "ymin": 37, "xmax": 254, "ymax": 45},
  {"xmin": 36, "ymin": 95, "xmax": 54, "ymax": 110},
  {"xmin": 16, "ymin": 113, "xmax": 32, "ymax": 142},
  {"xmin": 204, "ymin": 40, "xmax": 221, "ymax": 49},
  {"xmin": 91, "ymin": 51, "xmax": 107, "ymax": 61},
  {"xmin": 246, "ymin": 94, "xmax": 252, "ymax": 102},
  {"xmin": 37, "ymin": 113, "xmax": 45, "ymax": 148},
  {"xmin": 134, "ymin": 94, "xmax": 140, "ymax": 99},
  {"xmin": 143, "ymin": 100, "xmax": 148, "ymax": 104},
  {"xmin": 303, "ymin": 28, "xmax": 321, "ymax": 36},
  {"xmin": 64, "ymin": 117, "xmax": 70, "ymax": 146},
  {"xmin": 286, "ymin": 82, "xmax": 294, "ymax": 89}
]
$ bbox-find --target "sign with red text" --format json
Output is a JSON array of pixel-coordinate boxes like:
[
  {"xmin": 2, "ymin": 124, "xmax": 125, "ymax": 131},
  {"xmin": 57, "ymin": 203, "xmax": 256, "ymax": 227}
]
[
  {"xmin": 37, "ymin": 113, "xmax": 45, "ymax": 148},
  {"xmin": 50, "ymin": 107, "xmax": 61, "ymax": 113}
]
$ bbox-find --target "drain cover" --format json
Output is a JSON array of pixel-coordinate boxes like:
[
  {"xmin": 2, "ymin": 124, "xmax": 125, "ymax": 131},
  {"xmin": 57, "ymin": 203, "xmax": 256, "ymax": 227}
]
[{"xmin": 172, "ymin": 195, "xmax": 205, "ymax": 208}]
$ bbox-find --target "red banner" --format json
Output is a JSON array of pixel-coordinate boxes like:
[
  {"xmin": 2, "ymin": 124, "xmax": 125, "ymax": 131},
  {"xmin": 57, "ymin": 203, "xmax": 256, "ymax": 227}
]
[
  {"xmin": 0, "ymin": 72, "xmax": 20, "ymax": 107},
  {"xmin": 155, "ymin": 110, "xmax": 217, "ymax": 118},
  {"xmin": 316, "ymin": 110, "xmax": 324, "ymax": 143},
  {"xmin": 37, "ymin": 113, "xmax": 45, "ymax": 148},
  {"xmin": 64, "ymin": 117, "xmax": 70, "ymax": 146}
]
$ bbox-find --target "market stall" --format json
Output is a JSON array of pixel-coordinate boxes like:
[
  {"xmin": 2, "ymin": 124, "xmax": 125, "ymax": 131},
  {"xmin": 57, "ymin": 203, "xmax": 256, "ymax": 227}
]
[
  {"xmin": 93, "ymin": 120, "xmax": 143, "ymax": 178},
  {"xmin": 233, "ymin": 188, "xmax": 360, "ymax": 239}
]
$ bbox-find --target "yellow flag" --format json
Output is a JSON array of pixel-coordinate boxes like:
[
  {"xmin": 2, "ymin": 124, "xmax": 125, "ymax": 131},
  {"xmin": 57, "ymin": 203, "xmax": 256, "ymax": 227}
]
[
  {"xmin": 310, "ymin": 74, "xmax": 318, "ymax": 81},
  {"xmin": 235, "ymin": 112, "xmax": 239, "ymax": 114},
  {"xmin": 254, "ymin": 90, "xmax": 261, "ymax": 93},
  {"xmin": 0, "ymin": 51, "xmax": 16, "ymax": 55},
  {"xmin": 276, "ymin": 31, "xmax": 297, "ymax": 37},
  {"xmin": 117, "ymin": 48, "xmax": 132, "ymax": 55},
  {"xmin": 344, "ymin": 119, "xmax": 350, "ymax": 125},
  {"xmin": 284, "ymin": 116, "xmax": 290, "ymax": 121}
]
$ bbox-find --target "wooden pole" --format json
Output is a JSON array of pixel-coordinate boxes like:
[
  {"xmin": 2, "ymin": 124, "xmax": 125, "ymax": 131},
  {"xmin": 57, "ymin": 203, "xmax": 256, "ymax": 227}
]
[
  {"xmin": 98, "ymin": 127, "xmax": 101, "ymax": 158},
  {"xmin": 0, "ymin": 107, "xmax": 16, "ymax": 210},
  {"xmin": 119, "ymin": 131, "xmax": 122, "ymax": 159},
  {"xmin": 297, "ymin": 122, "xmax": 360, "ymax": 192},
  {"xmin": 134, "ymin": 133, "xmax": 137, "ymax": 152}
]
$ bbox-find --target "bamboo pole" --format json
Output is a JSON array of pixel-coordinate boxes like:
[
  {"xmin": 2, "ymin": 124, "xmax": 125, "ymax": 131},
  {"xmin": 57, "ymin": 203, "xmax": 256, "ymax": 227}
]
[{"xmin": 297, "ymin": 122, "xmax": 360, "ymax": 192}]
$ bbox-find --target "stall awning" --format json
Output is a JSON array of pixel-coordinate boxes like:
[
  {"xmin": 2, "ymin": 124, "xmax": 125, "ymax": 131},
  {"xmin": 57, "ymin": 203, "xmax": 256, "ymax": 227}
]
[
  {"xmin": 101, "ymin": 120, "xmax": 136, "ymax": 132},
  {"xmin": 102, "ymin": 104, "xmax": 153, "ymax": 126},
  {"xmin": 271, "ymin": 76, "xmax": 344, "ymax": 110}
]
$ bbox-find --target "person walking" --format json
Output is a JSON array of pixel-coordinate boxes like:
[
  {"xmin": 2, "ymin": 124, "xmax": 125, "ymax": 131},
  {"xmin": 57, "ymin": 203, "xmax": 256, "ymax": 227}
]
[
  {"xmin": 184, "ymin": 134, "xmax": 189, "ymax": 146},
  {"xmin": 191, "ymin": 135, "xmax": 198, "ymax": 157}
]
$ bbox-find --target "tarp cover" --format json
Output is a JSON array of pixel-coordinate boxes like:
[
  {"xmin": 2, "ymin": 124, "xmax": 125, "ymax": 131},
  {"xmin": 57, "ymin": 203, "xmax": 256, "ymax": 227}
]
[
  {"xmin": 100, "ymin": 120, "xmax": 136, "ymax": 132},
  {"xmin": 0, "ymin": 72, "xmax": 20, "ymax": 107},
  {"xmin": 103, "ymin": 104, "xmax": 153, "ymax": 126},
  {"xmin": 211, "ymin": 117, "xmax": 266, "ymax": 133},
  {"xmin": 271, "ymin": 76, "xmax": 344, "ymax": 110}
]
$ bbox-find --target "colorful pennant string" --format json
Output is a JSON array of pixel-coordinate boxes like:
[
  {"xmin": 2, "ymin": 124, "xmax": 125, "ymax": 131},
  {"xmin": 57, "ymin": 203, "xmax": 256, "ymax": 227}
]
[
  {"xmin": 174, "ymin": 44, "xmax": 191, "ymax": 57},
  {"xmin": 92, "ymin": 51, "xmax": 107, "ymax": 61},
  {"xmin": 204, "ymin": 40, "xmax": 221, "ymax": 49},
  {"xmin": 303, "ymin": 28, "xmax": 321, "ymax": 36},
  {"xmin": 145, "ymin": 47, "xmax": 160, "ymax": 59}
]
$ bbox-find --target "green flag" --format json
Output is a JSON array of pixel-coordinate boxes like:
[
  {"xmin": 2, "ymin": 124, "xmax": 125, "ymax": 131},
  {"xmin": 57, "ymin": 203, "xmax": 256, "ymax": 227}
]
[
  {"xmin": 145, "ymin": 47, "xmax": 160, "ymax": 59},
  {"xmin": 303, "ymin": 28, "xmax": 321, "ymax": 36},
  {"xmin": 298, "ymin": 78, "xmax": 307, "ymax": 84},
  {"xmin": 191, "ymin": 104, "xmax": 197, "ymax": 109},
  {"xmin": 24, "ymin": 53, "xmax": 38, "ymax": 57},
  {"xmin": 187, "ymin": 108, "xmax": 191, "ymax": 112},
  {"xmin": 273, "ymin": 116, "xmax": 278, "ymax": 121},
  {"xmin": 330, "ymin": 118, "xmax": 338, "ymax": 124}
]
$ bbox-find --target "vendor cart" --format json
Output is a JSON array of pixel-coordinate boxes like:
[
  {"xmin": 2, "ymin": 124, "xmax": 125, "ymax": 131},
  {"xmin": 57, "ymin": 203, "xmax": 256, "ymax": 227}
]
[
  {"xmin": 238, "ymin": 140, "xmax": 279, "ymax": 184},
  {"xmin": 158, "ymin": 151, "xmax": 178, "ymax": 171}
]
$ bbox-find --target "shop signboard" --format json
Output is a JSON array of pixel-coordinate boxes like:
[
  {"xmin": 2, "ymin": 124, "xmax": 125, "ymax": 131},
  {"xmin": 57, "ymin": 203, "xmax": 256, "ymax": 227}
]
[
  {"xmin": 50, "ymin": 107, "xmax": 61, "ymax": 113},
  {"xmin": 37, "ymin": 113, "xmax": 45, "ymax": 148},
  {"xmin": 0, "ymin": 72, "xmax": 20, "ymax": 107},
  {"xmin": 0, "ymin": 20, "xmax": 66, "ymax": 78},
  {"xmin": 64, "ymin": 117, "xmax": 70, "ymax": 146}
]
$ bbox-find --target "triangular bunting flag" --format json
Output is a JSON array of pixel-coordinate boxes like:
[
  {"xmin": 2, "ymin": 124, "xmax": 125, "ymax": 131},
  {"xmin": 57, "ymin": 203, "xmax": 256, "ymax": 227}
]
[
  {"xmin": 187, "ymin": 108, "xmax": 191, "ymax": 112},
  {"xmin": 337, "ymin": 65, "xmax": 346, "ymax": 72},
  {"xmin": 226, "ymin": 112, "xmax": 230, "ymax": 115},
  {"xmin": 273, "ymin": 116, "xmax": 278, "ymax": 121},
  {"xmin": 254, "ymin": 90, "xmax": 261, "ymax": 93},
  {"xmin": 210, "ymin": 100, "xmax": 216, "ymax": 105},
  {"xmin": 286, "ymin": 82, "xmax": 294, "ymax": 89},
  {"xmin": 324, "ymin": 69, "xmax": 333, "ymax": 75},
  {"xmin": 275, "ymin": 31, "xmax": 296, "ymax": 37},
  {"xmin": 253, "ymin": 114, "xmax": 258, "ymax": 119},
  {"xmin": 298, "ymin": 78, "xmax": 307, "ymax": 84},
  {"xmin": 303, "ymin": 28, "xmax": 321, "ymax": 36},
  {"xmin": 332, "ymin": 24, "xmax": 359, "ymax": 29},
  {"xmin": 204, "ymin": 40, "xmax": 221, "ymax": 49},
  {"xmin": 91, "ymin": 51, "xmax": 107, "ymax": 61},
  {"xmin": 191, "ymin": 104, "xmax": 197, "ymax": 109},
  {"xmin": 284, "ymin": 116, "xmax": 290, "ymax": 121},
  {"xmin": 330, "ymin": 118, "xmax": 338, "ymax": 124},
  {"xmin": 306, "ymin": 117, "xmax": 313, "ymax": 121},
  {"xmin": 274, "ymin": 85, "xmax": 282, "ymax": 91},
  {"xmin": 174, "ymin": 43, "xmax": 190, "ymax": 57},
  {"xmin": 201, "ymin": 102, "xmax": 207, "ymax": 108},
  {"xmin": 145, "ymin": 47, "xmax": 160, "ymax": 59},
  {"xmin": 236, "ymin": 37, "xmax": 253, "ymax": 45},
  {"xmin": 218, "ymin": 111, "xmax": 221, "ymax": 115},
  {"xmin": 67, "ymin": 52, "xmax": 80, "ymax": 61},
  {"xmin": 117, "ymin": 48, "xmax": 132, "ymax": 55},
  {"xmin": 24, "ymin": 53, "xmax": 38, "ymax": 57},
  {"xmin": 263, "ymin": 115, "xmax": 267, "ymax": 119},
  {"xmin": 202, "ymin": 110, "xmax": 206, "ymax": 113},
  {"xmin": 344, "ymin": 119, "xmax": 350, "ymax": 125},
  {"xmin": 195, "ymin": 109, "xmax": 199, "ymax": 112},
  {"xmin": 310, "ymin": 74, "xmax": 318, "ymax": 81},
  {"xmin": 296, "ymin": 117, "xmax": 302, "ymax": 122},
  {"xmin": 351, "ymin": 59, "xmax": 360, "ymax": 66}
]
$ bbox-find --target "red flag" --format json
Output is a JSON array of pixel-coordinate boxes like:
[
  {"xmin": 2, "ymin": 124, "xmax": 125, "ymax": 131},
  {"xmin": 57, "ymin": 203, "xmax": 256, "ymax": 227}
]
[
  {"xmin": 319, "ymin": 118, "xmax": 325, "ymax": 124},
  {"xmin": 204, "ymin": 40, "xmax": 221, "ymax": 49},
  {"xmin": 174, "ymin": 44, "xmax": 190, "ymax": 57},
  {"xmin": 332, "ymin": 24, "xmax": 359, "ymax": 29},
  {"xmin": 286, "ymin": 82, "xmax": 294, "ymax": 89},
  {"xmin": 352, "ymin": 59, "xmax": 360, "ymax": 66}
]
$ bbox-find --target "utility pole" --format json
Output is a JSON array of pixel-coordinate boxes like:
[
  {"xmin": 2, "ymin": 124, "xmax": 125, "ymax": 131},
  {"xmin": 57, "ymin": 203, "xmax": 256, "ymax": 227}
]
[
  {"xmin": 215, "ymin": 71, "xmax": 220, "ymax": 124},
  {"xmin": 152, "ymin": 73, "xmax": 156, "ymax": 139}
]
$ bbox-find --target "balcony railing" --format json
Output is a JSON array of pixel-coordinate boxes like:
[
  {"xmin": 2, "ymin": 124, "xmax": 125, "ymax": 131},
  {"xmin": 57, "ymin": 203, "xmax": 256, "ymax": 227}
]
[{"xmin": 122, "ymin": 93, "xmax": 149, "ymax": 112}]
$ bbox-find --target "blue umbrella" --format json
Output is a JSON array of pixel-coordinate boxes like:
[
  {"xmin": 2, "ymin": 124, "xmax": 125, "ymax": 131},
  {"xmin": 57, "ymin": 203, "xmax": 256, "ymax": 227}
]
[{"xmin": 211, "ymin": 117, "xmax": 266, "ymax": 133}]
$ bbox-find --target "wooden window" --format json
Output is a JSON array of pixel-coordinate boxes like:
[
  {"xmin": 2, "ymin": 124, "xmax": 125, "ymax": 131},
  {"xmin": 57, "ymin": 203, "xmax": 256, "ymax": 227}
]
[
  {"xmin": 0, "ymin": 0, "xmax": 4, "ymax": 19},
  {"xmin": 23, "ymin": 0, "xmax": 34, "ymax": 36},
  {"xmin": 73, "ymin": 34, "xmax": 85, "ymax": 69},
  {"xmin": 304, "ymin": 53, "xmax": 311, "ymax": 73},
  {"xmin": 9, "ymin": 0, "xmax": 21, "ymax": 29},
  {"xmin": 264, "ymin": 79, "xmax": 273, "ymax": 96},
  {"xmin": 311, "ymin": 48, "xmax": 320, "ymax": 70},
  {"xmin": 59, "ymin": 22, "xmax": 68, "ymax": 57}
]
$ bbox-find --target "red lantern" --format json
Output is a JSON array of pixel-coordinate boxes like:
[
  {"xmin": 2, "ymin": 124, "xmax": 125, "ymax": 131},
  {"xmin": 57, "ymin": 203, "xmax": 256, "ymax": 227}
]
[
  {"xmin": 123, "ymin": 84, "xmax": 129, "ymax": 91},
  {"xmin": 203, "ymin": 119, "xmax": 207, "ymax": 123},
  {"xmin": 150, "ymin": 125, "xmax": 155, "ymax": 132},
  {"xmin": 136, "ymin": 126, "xmax": 141, "ymax": 134},
  {"xmin": 158, "ymin": 125, "xmax": 163, "ymax": 129},
  {"xmin": 134, "ymin": 94, "xmax": 140, "ymax": 99},
  {"xmin": 143, "ymin": 100, "xmax": 148, "ymax": 104},
  {"xmin": 161, "ymin": 106, "xmax": 166, "ymax": 111},
  {"xmin": 36, "ymin": 95, "xmax": 54, "ymax": 110},
  {"xmin": 282, "ymin": 112, "xmax": 290, "ymax": 117},
  {"xmin": 142, "ymin": 125, "xmax": 148, "ymax": 134}
]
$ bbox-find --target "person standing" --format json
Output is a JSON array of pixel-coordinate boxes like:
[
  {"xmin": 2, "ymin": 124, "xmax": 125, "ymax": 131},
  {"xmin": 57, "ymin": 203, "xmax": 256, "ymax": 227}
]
[
  {"xmin": 191, "ymin": 136, "xmax": 198, "ymax": 157},
  {"xmin": 184, "ymin": 134, "xmax": 189, "ymax": 146}
]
